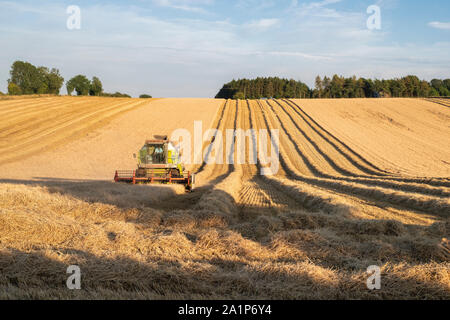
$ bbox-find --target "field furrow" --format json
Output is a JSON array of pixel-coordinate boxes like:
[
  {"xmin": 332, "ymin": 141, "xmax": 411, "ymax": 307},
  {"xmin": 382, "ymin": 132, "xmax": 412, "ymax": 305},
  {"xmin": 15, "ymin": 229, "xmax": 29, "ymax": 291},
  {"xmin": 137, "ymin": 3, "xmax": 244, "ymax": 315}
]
[
  {"xmin": 0, "ymin": 100, "xmax": 149, "ymax": 165},
  {"xmin": 0, "ymin": 100, "xmax": 128, "ymax": 141},
  {"xmin": 283, "ymin": 99, "xmax": 390, "ymax": 176},
  {"xmin": 0, "ymin": 96, "xmax": 448, "ymax": 300},
  {"xmin": 195, "ymin": 99, "xmax": 238, "ymax": 186},
  {"xmin": 426, "ymin": 98, "xmax": 450, "ymax": 108},
  {"xmin": 252, "ymin": 100, "xmax": 450, "ymax": 217},
  {"xmin": 272, "ymin": 99, "xmax": 370, "ymax": 177},
  {"xmin": 270, "ymin": 101, "xmax": 450, "ymax": 197}
]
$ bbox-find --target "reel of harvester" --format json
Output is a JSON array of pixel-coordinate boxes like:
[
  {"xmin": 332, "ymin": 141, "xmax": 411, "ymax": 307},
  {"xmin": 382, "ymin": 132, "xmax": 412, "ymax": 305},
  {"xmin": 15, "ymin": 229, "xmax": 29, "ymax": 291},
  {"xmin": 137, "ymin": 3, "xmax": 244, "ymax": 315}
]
[{"xmin": 114, "ymin": 136, "xmax": 195, "ymax": 192}]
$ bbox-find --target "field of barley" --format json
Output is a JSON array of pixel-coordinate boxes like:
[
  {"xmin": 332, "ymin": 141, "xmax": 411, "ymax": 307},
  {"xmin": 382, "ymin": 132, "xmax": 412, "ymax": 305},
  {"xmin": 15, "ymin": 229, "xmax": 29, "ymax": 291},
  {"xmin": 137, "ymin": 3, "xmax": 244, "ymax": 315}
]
[{"xmin": 0, "ymin": 96, "xmax": 448, "ymax": 299}]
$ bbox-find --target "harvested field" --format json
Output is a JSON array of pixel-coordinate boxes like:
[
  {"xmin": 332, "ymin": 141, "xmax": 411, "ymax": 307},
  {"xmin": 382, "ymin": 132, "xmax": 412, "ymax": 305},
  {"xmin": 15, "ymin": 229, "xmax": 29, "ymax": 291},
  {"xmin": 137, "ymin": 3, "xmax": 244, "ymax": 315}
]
[
  {"xmin": 0, "ymin": 97, "xmax": 221, "ymax": 180},
  {"xmin": 426, "ymin": 97, "xmax": 450, "ymax": 108},
  {"xmin": 0, "ymin": 97, "xmax": 449, "ymax": 299}
]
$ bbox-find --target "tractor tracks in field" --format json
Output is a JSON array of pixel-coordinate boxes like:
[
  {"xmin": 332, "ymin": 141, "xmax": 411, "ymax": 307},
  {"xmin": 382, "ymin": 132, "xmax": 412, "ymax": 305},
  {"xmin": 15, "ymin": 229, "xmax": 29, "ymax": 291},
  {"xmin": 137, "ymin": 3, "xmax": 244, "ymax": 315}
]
[
  {"xmin": 248, "ymin": 99, "xmax": 367, "ymax": 217},
  {"xmin": 158, "ymin": 98, "xmax": 448, "ymax": 222},
  {"xmin": 0, "ymin": 97, "xmax": 93, "ymax": 120},
  {"xmin": 0, "ymin": 98, "xmax": 150, "ymax": 165},
  {"xmin": 192, "ymin": 99, "xmax": 228, "ymax": 176},
  {"xmin": 284, "ymin": 99, "xmax": 390, "ymax": 175},
  {"xmin": 236, "ymin": 100, "xmax": 300, "ymax": 214},
  {"xmin": 285, "ymin": 99, "xmax": 450, "ymax": 188},
  {"xmin": 282, "ymin": 99, "xmax": 389, "ymax": 176},
  {"xmin": 274, "ymin": 99, "xmax": 450, "ymax": 195},
  {"xmin": 162, "ymin": 98, "xmax": 300, "ymax": 216},
  {"xmin": 425, "ymin": 98, "xmax": 450, "ymax": 108},
  {"xmin": 0, "ymin": 100, "xmax": 109, "ymax": 141},
  {"xmin": 235, "ymin": 99, "xmax": 343, "ymax": 216},
  {"xmin": 195, "ymin": 99, "xmax": 238, "ymax": 183},
  {"xmin": 0, "ymin": 97, "xmax": 61, "ymax": 113},
  {"xmin": 190, "ymin": 100, "xmax": 244, "ymax": 215},
  {"xmin": 256, "ymin": 99, "xmax": 449, "ymax": 218},
  {"xmin": 160, "ymin": 99, "xmax": 240, "ymax": 212}
]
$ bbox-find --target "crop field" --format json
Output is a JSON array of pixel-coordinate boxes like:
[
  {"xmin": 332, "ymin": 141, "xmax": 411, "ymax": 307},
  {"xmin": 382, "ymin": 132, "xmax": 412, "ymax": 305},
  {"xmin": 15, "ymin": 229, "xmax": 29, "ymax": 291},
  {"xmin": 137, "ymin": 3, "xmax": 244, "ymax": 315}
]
[
  {"xmin": 426, "ymin": 97, "xmax": 450, "ymax": 108},
  {"xmin": 0, "ymin": 96, "xmax": 155, "ymax": 166},
  {"xmin": 0, "ymin": 97, "xmax": 449, "ymax": 299}
]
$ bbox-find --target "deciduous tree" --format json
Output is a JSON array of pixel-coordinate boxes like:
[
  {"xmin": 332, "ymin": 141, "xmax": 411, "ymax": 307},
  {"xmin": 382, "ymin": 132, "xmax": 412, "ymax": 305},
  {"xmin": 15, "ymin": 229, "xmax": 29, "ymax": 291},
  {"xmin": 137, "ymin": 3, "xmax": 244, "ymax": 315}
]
[
  {"xmin": 8, "ymin": 82, "xmax": 22, "ymax": 95},
  {"xmin": 89, "ymin": 77, "xmax": 103, "ymax": 96},
  {"xmin": 66, "ymin": 75, "xmax": 91, "ymax": 96}
]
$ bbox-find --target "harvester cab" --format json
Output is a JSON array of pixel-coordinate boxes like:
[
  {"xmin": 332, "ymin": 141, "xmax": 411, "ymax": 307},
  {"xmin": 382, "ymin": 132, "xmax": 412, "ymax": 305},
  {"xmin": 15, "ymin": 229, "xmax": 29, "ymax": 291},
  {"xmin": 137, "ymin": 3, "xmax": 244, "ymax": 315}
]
[{"xmin": 114, "ymin": 136, "xmax": 195, "ymax": 192}]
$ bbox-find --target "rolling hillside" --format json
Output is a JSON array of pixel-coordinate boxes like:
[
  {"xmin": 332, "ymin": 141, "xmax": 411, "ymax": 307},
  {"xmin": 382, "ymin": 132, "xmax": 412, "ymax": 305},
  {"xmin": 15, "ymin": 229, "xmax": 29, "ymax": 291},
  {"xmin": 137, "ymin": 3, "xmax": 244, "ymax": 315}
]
[{"xmin": 0, "ymin": 97, "xmax": 448, "ymax": 299}]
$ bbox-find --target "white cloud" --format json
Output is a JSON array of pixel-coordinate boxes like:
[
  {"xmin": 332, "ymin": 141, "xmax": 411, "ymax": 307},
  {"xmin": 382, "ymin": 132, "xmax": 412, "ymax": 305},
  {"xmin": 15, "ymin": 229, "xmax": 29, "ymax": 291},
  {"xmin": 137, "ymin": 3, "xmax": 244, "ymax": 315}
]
[
  {"xmin": 293, "ymin": 0, "xmax": 343, "ymax": 17},
  {"xmin": 428, "ymin": 21, "xmax": 450, "ymax": 30},
  {"xmin": 0, "ymin": 0, "xmax": 448, "ymax": 97},
  {"xmin": 245, "ymin": 18, "xmax": 279, "ymax": 30},
  {"xmin": 152, "ymin": 0, "xmax": 212, "ymax": 14},
  {"xmin": 265, "ymin": 51, "xmax": 332, "ymax": 61},
  {"xmin": 236, "ymin": 0, "xmax": 276, "ymax": 10},
  {"xmin": 0, "ymin": 1, "xmax": 49, "ymax": 14}
]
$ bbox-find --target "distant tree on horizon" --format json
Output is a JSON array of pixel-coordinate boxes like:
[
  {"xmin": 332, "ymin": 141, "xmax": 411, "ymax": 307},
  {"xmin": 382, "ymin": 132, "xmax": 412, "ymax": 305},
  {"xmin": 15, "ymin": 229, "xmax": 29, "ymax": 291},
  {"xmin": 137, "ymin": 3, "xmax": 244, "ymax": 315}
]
[
  {"xmin": 66, "ymin": 75, "xmax": 91, "ymax": 96},
  {"xmin": 102, "ymin": 92, "xmax": 131, "ymax": 98},
  {"xmin": 89, "ymin": 76, "xmax": 103, "ymax": 96},
  {"xmin": 314, "ymin": 76, "xmax": 323, "ymax": 98},
  {"xmin": 7, "ymin": 60, "xmax": 64, "ymax": 95},
  {"xmin": 431, "ymin": 79, "xmax": 450, "ymax": 96},
  {"xmin": 216, "ymin": 77, "xmax": 310, "ymax": 99},
  {"xmin": 233, "ymin": 92, "xmax": 245, "ymax": 99},
  {"xmin": 7, "ymin": 83, "xmax": 21, "ymax": 95},
  {"xmin": 215, "ymin": 75, "xmax": 450, "ymax": 99},
  {"xmin": 39, "ymin": 67, "xmax": 65, "ymax": 94}
]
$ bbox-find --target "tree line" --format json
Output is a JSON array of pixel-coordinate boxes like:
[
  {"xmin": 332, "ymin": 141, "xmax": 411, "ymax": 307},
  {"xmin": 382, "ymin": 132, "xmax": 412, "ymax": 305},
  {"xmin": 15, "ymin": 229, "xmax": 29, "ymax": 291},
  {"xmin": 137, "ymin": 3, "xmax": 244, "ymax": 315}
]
[
  {"xmin": 216, "ymin": 76, "xmax": 450, "ymax": 99},
  {"xmin": 216, "ymin": 77, "xmax": 310, "ymax": 99},
  {"xmin": 4, "ymin": 60, "xmax": 151, "ymax": 98},
  {"xmin": 313, "ymin": 75, "xmax": 450, "ymax": 98},
  {"xmin": 7, "ymin": 61, "xmax": 64, "ymax": 95}
]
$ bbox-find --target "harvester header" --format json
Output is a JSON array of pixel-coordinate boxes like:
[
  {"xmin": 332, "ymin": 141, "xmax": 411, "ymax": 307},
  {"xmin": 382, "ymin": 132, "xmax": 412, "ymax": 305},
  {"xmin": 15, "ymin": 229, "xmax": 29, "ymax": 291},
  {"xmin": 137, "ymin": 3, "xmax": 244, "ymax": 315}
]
[{"xmin": 114, "ymin": 136, "xmax": 195, "ymax": 192}]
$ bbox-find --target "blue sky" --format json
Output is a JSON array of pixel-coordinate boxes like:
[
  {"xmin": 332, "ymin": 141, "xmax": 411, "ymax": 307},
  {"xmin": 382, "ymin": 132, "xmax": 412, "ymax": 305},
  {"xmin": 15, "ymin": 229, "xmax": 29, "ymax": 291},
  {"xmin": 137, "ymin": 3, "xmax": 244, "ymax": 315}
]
[{"xmin": 0, "ymin": 0, "xmax": 449, "ymax": 97}]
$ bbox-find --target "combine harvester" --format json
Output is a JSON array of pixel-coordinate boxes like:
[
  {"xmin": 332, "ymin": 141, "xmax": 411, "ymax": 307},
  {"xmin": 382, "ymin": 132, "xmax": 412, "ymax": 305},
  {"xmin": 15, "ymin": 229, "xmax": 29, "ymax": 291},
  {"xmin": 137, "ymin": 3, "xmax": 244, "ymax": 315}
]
[{"xmin": 114, "ymin": 136, "xmax": 195, "ymax": 192}]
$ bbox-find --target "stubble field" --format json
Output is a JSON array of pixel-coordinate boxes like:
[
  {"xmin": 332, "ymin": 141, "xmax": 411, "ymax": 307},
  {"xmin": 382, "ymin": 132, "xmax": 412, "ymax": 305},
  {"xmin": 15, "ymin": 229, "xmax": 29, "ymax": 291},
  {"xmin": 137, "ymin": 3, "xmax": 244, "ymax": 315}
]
[{"xmin": 0, "ymin": 96, "xmax": 448, "ymax": 299}]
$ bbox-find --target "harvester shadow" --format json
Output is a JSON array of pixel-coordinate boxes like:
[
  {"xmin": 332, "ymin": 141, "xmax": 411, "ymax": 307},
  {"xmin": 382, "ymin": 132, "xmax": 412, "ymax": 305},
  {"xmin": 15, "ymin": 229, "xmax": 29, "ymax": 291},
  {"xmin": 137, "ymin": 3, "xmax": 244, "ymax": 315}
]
[
  {"xmin": 1, "ymin": 246, "xmax": 449, "ymax": 299},
  {"xmin": 153, "ymin": 172, "xmax": 449, "ymax": 269},
  {"xmin": 0, "ymin": 163, "xmax": 235, "ymax": 213},
  {"xmin": 0, "ymin": 248, "xmax": 187, "ymax": 299},
  {"xmin": 138, "ymin": 163, "xmax": 236, "ymax": 212},
  {"xmin": 1, "ymin": 175, "xmax": 448, "ymax": 299},
  {"xmin": 0, "ymin": 177, "xmax": 180, "ymax": 209}
]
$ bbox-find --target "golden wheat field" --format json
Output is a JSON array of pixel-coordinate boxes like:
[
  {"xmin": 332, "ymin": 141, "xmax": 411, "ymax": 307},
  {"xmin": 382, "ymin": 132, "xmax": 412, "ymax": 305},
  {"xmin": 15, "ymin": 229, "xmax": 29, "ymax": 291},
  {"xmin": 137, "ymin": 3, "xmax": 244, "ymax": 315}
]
[{"xmin": 0, "ymin": 96, "xmax": 449, "ymax": 299}]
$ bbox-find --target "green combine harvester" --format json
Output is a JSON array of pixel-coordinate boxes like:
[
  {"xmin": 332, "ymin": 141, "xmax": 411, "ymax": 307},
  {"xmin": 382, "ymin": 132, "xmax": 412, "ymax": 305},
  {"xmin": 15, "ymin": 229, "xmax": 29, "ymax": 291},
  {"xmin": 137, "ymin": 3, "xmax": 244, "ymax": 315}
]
[{"xmin": 114, "ymin": 136, "xmax": 195, "ymax": 192}]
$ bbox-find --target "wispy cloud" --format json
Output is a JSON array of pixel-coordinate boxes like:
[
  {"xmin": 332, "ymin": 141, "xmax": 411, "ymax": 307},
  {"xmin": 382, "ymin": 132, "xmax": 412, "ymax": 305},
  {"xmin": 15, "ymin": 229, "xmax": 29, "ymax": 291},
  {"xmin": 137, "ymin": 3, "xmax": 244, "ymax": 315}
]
[
  {"xmin": 0, "ymin": 0, "xmax": 59, "ymax": 15},
  {"xmin": 291, "ymin": 0, "xmax": 343, "ymax": 17},
  {"xmin": 152, "ymin": 0, "xmax": 212, "ymax": 14},
  {"xmin": 428, "ymin": 21, "xmax": 450, "ymax": 30},
  {"xmin": 266, "ymin": 50, "xmax": 332, "ymax": 61},
  {"xmin": 236, "ymin": 0, "xmax": 276, "ymax": 10},
  {"xmin": 0, "ymin": 0, "xmax": 448, "ymax": 97},
  {"xmin": 245, "ymin": 18, "xmax": 279, "ymax": 30}
]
